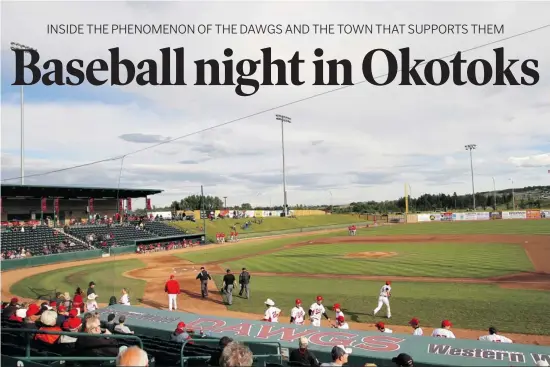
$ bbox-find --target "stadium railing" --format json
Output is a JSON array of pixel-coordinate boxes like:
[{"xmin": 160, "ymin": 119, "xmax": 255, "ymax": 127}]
[
  {"xmin": 180, "ymin": 339, "xmax": 283, "ymax": 367},
  {"xmin": 0, "ymin": 249, "xmax": 104, "ymax": 271}
]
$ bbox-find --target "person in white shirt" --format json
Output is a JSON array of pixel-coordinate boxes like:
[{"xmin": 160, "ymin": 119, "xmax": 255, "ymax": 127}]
[
  {"xmin": 119, "ymin": 288, "xmax": 131, "ymax": 305},
  {"xmin": 320, "ymin": 345, "xmax": 352, "ymax": 367},
  {"xmin": 375, "ymin": 322, "xmax": 393, "ymax": 333},
  {"xmin": 333, "ymin": 315, "xmax": 349, "ymax": 329},
  {"xmin": 432, "ymin": 320, "xmax": 456, "ymax": 338},
  {"xmin": 309, "ymin": 295, "xmax": 331, "ymax": 327},
  {"xmin": 333, "ymin": 303, "xmax": 344, "ymax": 319},
  {"xmin": 290, "ymin": 299, "xmax": 306, "ymax": 325},
  {"xmin": 263, "ymin": 299, "xmax": 281, "ymax": 322},
  {"xmin": 478, "ymin": 327, "xmax": 513, "ymax": 343},
  {"xmin": 86, "ymin": 293, "xmax": 99, "ymax": 312},
  {"xmin": 373, "ymin": 281, "xmax": 392, "ymax": 318},
  {"xmin": 114, "ymin": 315, "xmax": 134, "ymax": 334},
  {"xmin": 409, "ymin": 317, "xmax": 423, "ymax": 336}
]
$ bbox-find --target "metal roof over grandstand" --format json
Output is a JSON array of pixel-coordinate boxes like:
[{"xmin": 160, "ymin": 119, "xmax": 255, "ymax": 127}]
[{"xmin": 0, "ymin": 184, "xmax": 162, "ymax": 199}]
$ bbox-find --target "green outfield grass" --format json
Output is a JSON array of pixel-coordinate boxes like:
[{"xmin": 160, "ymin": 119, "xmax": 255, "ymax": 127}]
[
  {"xmin": 10, "ymin": 259, "xmax": 147, "ymax": 302},
  {"xmin": 212, "ymin": 276, "xmax": 550, "ymax": 335},
  {"xmin": 219, "ymin": 242, "xmax": 533, "ymax": 278},
  {"xmin": 364, "ymin": 220, "xmax": 550, "ymax": 235},
  {"xmin": 170, "ymin": 214, "xmax": 362, "ymax": 237}
]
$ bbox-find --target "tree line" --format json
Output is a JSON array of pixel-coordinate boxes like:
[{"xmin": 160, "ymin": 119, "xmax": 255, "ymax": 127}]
[{"xmin": 147, "ymin": 185, "xmax": 549, "ymax": 214}]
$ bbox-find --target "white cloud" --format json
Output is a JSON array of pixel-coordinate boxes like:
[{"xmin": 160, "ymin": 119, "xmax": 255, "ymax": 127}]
[
  {"xmin": 509, "ymin": 153, "xmax": 550, "ymax": 168},
  {"xmin": 1, "ymin": 2, "xmax": 550, "ymax": 207}
]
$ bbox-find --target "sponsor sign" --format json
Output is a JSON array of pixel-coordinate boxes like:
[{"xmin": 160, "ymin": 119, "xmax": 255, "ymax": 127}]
[
  {"xmin": 491, "ymin": 211, "xmax": 502, "ymax": 220},
  {"xmin": 541, "ymin": 210, "xmax": 550, "ymax": 219},
  {"xmin": 502, "ymin": 211, "xmax": 527, "ymax": 220},
  {"xmin": 526, "ymin": 209, "xmax": 541, "ymax": 219},
  {"xmin": 476, "ymin": 212, "xmax": 490, "ymax": 221},
  {"xmin": 463, "ymin": 212, "xmax": 477, "ymax": 221},
  {"xmin": 440, "ymin": 212, "xmax": 453, "ymax": 221},
  {"xmin": 452, "ymin": 212, "xmax": 466, "ymax": 221}
]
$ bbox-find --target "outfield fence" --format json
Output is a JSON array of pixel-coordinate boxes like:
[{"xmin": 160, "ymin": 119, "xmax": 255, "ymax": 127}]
[{"xmin": 410, "ymin": 209, "xmax": 549, "ymax": 222}]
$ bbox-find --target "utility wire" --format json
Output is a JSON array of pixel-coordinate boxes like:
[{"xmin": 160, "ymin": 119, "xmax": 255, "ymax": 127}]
[{"xmin": 2, "ymin": 23, "xmax": 549, "ymax": 183}]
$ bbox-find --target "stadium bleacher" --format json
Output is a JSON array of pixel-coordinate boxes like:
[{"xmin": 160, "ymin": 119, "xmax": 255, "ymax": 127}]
[
  {"xmin": 66, "ymin": 225, "xmax": 158, "ymax": 246},
  {"xmin": 143, "ymin": 221, "xmax": 189, "ymax": 237},
  {"xmin": 1, "ymin": 226, "xmax": 90, "ymax": 258}
]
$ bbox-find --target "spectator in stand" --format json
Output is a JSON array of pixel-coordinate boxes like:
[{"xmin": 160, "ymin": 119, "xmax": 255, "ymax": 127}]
[
  {"xmin": 320, "ymin": 345, "xmax": 352, "ymax": 367},
  {"xmin": 2, "ymin": 297, "xmax": 20, "ymax": 319},
  {"xmin": 86, "ymin": 294, "xmax": 99, "ymax": 312},
  {"xmin": 119, "ymin": 288, "xmax": 131, "ymax": 305},
  {"xmin": 73, "ymin": 287, "xmax": 85, "ymax": 312},
  {"xmin": 34, "ymin": 310, "xmax": 63, "ymax": 345},
  {"xmin": 87, "ymin": 281, "xmax": 96, "ymax": 296},
  {"xmin": 59, "ymin": 317, "xmax": 82, "ymax": 348},
  {"xmin": 105, "ymin": 313, "xmax": 117, "ymax": 332},
  {"xmin": 62, "ymin": 292, "xmax": 72, "ymax": 309},
  {"xmin": 289, "ymin": 336, "xmax": 320, "ymax": 367},
  {"xmin": 9, "ymin": 308, "xmax": 27, "ymax": 323},
  {"xmin": 392, "ymin": 353, "xmax": 414, "ymax": 367},
  {"xmin": 25, "ymin": 303, "xmax": 41, "ymax": 325},
  {"xmin": 117, "ymin": 346, "xmax": 149, "ymax": 367},
  {"xmin": 170, "ymin": 322, "xmax": 191, "ymax": 343},
  {"xmin": 114, "ymin": 315, "xmax": 134, "ymax": 334},
  {"xmin": 208, "ymin": 336, "xmax": 234, "ymax": 367},
  {"xmin": 165, "ymin": 274, "xmax": 181, "ymax": 311},
  {"xmin": 56, "ymin": 305, "xmax": 69, "ymax": 326},
  {"xmin": 109, "ymin": 296, "xmax": 118, "ymax": 306},
  {"xmin": 219, "ymin": 342, "xmax": 253, "ymax": 367},
  {"xmin": 75, "ymin": 316, "xmax": 119, "ymax": 358}
]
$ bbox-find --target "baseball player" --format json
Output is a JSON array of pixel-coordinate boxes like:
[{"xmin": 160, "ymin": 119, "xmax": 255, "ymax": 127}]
[
  {"xmin": 408, "ymin": 317, "xmax": 423, "ymax": 336},
  {"xmin": 373, "ymin": 281, "xmax": 392, "ymax": 318},
  {"xmin": 332, "ymin": 315, "xmax": 349, "ymax": 329},
  {"xmin": 309, "ymin": 295, "xmax": 331, "ymax": 327},
  {"xmin": 478, "ymin": 327, "xmax": 513, "ymax": 343},
  {"xmin": 290, "ymin": 299, "xmax": 306, "ymax": 325},
  {"xmin": 351, "ymin": 225, "xmax": 357, "ymax": 236},
  {"xmin": 333, "ymin": 304, "xmax": 344, "ymax": 319},
  {"xmin": 431, "ymin": 320, "xmax": 456, "ymax": 338},
  {"xmin": 164, "ymin": 274, "xmax": 181, "ymax": 311},
  {"xmin": 263, "ymin": 299, "xmax": 281, "ymax": 322},
  {"xmin": 375, "ymin": 322, "xmax": 393, "ymax": 333}
]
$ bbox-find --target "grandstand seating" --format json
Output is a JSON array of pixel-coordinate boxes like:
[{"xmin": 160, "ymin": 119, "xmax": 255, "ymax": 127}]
[
  {"xmin": 143, "ymin": 221, "xmax": 189, "ymax": 237},
  {"xmin": 0, "ymin": 226, "xmax": 89, "ymax": 257},
  {"xmin": 66, "ymin": 225, "xmax": 157, "ymax": 246},
  {"xmin": 0, "ymin": 318, "xmax": 284, "ymax": 367}
]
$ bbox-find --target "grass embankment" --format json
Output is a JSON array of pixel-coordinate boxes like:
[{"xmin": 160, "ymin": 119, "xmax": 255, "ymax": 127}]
[
  {"xmin": 170, "ymin": 214, "xmax": 363, "ymax": 238},
  {"xmin": 220, "ymin": 242, "xmax": 533, "ymax": 278},
  {"xmin": 212, "ymin": 276, "xmax": 550, "ymax": 335},
  {"xmin": 10, "ymin": 259, "xmax": 147, "ymax": 302}
]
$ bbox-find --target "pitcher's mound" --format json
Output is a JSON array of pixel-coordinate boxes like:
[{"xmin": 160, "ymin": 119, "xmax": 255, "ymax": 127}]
[{"xmin": 345, "ymin": 251, "xmax": 397, "ymax": 259}]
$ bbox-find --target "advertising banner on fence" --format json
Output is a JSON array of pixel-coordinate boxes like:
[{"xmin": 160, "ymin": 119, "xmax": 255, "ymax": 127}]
[
  {"xmin": 476, "ymin": 212, "xmax": 490, "ymax": 220},
  {"xmin": 440, "ymin": 212, "xmax": 452, "ymax": 221},
  {"xmin": 542, "ymin": 210, "xmax": 550, "ymax": 219},
  {"xmin": 502, "ymin": 211, "xmax": 527, "ymax": 219},
  {"xmin": 452, "ymin": 212, "xmax": 465, "ymax": 221},
  {"xmin": 526, "ymin": 209, "xmax": 541, "ymax": 219},
  {"xmin": 463, "ymin": 212, "xmax": 478, "ymax": 221},
  {"xmin": 491, "ymin": 211, "xmax": 502, "ymax": 219}
]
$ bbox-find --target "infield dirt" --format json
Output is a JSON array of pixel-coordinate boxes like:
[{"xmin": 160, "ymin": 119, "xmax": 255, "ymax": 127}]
[{"xmin": 3, "ymin": 232, "xmax": 550, "ymax": 345}]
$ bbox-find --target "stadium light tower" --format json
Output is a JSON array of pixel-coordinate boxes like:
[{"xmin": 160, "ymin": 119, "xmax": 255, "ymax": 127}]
[
  {"xmin": 465, "ymin": 144, "xmax": 477, "ymax": 209},
  {"xmin": 223, "ymin": 196, "xmax": 227, "ymax": 209},
  {"xmin": 276, "ymin": 114, "xmax": 291, "ymax": 217},
  {"xmin": 10, "ymin": 42, "xmax": 37, "ymax": 185},
  {"xmin": 509, "ymin": 178, "xmax": 516, "ymax": 210}
]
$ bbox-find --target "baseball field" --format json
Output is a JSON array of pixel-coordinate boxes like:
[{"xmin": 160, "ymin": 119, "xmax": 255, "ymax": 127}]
[{"xmin": 3, "ymin": 218, "xmax": 550, "ymax": 346}]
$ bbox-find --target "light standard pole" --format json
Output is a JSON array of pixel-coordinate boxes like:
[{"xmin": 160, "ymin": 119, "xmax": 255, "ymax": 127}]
[
  {"xmin": 509, "ymin": 178, "xmax": 516, "ymax": 210},
  {"xmin": 408, "ymin": 184, "xmax": 413, "ymax": 212},
  {"xmin": 276, "ymin": 114, "xmax": 291, "ymax": 217},
  {"xmin": 465, "ymin": 144, "xmax": 477, "ymax": 210},
  {"xmin": 492, "ymin": 177, "xmax": 497, "ymax": 212},
  {"xmin": 329, "ymin": 190, "xmax": 333, "ymax": 209},
  {"xmin": 10, "ymin": 42, "xmax": 37, "ymax": 185},
  {"xmin": 223, "ymin": 196, "xmax": 227, "ymax": 209}
]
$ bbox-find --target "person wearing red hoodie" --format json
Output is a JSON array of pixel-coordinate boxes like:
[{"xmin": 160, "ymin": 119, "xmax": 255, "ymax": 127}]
[{"xmin": 165, "ymin": 274, "xmax": 181, "ymax": 311}]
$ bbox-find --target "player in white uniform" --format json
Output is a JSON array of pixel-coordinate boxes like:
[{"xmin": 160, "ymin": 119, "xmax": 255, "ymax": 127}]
[
  {"xmin": 373, "ymin": 281, "xmax": 392, "ymax": 318},
  {"xmin": 375, "ymin": 322, "xmax": 392, "ymax": 333},
  {"xmin": 431, "ymin": 320, "xmax": 456, "ymax": 338},
  {"xmin": 478, "ymin": 327, "xmax": 513, "ymax": 343},
  {"xmin": 333, "ymin": 303, "xmax": 344, "ymax": 320},
  {"xmin": 408, "ymin": 317, "xmax": 423, "ymax": 336},
  {"xmin": 263, "ymin": 298, "xmax": 281, "ymax": 322},
  {"xmin": 290, "ymin": 299, "xmax": 306, "ymax": 325},
  {"xmin": 309, "ymin": 295, "xmax": 331, "ymax": 327},
  {"xmin": 333, "ymin": 315, "xmax": 349, "ymax": 329}
]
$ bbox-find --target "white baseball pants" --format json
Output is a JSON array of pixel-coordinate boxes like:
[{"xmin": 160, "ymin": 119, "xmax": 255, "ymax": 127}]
[
  {"xmin": 311, "ymin": 319, "xmax": 321, "ymax": 327},
  {"xmin": 373, "ymin": 296, "xmax": 391, "ymax": 317},
  {"xmin": 168, "ymin": 294, "xmax": 178, "ymax": 311}
]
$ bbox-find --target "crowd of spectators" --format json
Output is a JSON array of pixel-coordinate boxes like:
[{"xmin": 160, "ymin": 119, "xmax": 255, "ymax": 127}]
[{"xmin": 136, "ymin": 239, "xmax": 198, "ymax": 254}]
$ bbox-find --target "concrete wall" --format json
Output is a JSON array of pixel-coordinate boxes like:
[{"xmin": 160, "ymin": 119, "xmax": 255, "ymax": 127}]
[{"xmin": 98, "ymin": 306, "xmax": 550, "ymax": 367}]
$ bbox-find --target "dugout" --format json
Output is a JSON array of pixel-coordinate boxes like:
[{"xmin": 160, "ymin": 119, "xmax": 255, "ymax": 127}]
[{"xmin": 0, "ymin": 184, "xmax": 162, "ymax": 223}]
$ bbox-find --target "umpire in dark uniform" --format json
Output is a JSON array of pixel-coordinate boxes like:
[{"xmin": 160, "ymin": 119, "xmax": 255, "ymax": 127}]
[
  {"xmin": 222, "ymin": 269, "xmax": 236, "ymax": 305},
  {"xmin": 238, "ymin": 268, "xmax": 251, "ymax": 299},
  {"xmin": 196, "ymin": 267, "xmax": 212, "ymax": 298}
]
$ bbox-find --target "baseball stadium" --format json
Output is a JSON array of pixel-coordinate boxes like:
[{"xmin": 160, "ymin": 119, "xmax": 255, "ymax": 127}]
[{"xmin": 1, "ymin": 183, "xmax": 550, "ymax": 367}]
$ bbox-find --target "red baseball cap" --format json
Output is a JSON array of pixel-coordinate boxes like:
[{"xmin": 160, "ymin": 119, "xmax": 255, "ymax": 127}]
[
  {"xmin": 333, "ymin": 303, "xmax": 341, "ymax": 310},
  {"xmin": 295, "ymin": 299, "xmax": 302, "ymax": 305},
  {"xmin": 58, "ymin": 305, "xmax": 67, "ymax": 312},
  {"xmin": 376, "ymin": 322, "xmax": 385, "ymax": 328},
  {"xmin": 409, "ymin": 318, "xmax": 419, "ymax": 326},
  {"xmin": 385, "ymin": 281, "xmax": 391, "ymax": 285},
  {"xmin": 64, "ymin": 317, "xmax": 82, "ymax": 330},
  {"xmin": 69, "ymin": 309, "xmax": 78, "ymax": 318},
  {"xmin": 170, "ymin": 275, "xmax": 175, "ymax": 279},
  {"xmin": 337, "ymin": 316, "xmax": 345, "ymax": 322},
  {"xmin": 316, "ymin": 295, "xmax": 323, "ymax": 301},
  {"xmin": 442, "ymin": 320, "xmax": 452, "ymax": 327},
  {"xmin": 177, "ymin": 322, "xmax": 186, "ymax": 329},
  {"xmin": 10, "ymin": 297, "xmax": 18, "ymax": 304},
  {"xmin": 50, "ymin": 301, "xmax": 57, "ymax": 307},
  {"xmin": 26, "ymin": 304, "xmax": 40, "ymax": 317}
]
